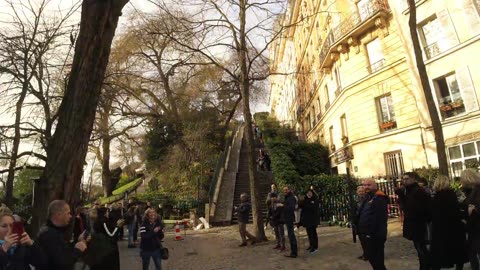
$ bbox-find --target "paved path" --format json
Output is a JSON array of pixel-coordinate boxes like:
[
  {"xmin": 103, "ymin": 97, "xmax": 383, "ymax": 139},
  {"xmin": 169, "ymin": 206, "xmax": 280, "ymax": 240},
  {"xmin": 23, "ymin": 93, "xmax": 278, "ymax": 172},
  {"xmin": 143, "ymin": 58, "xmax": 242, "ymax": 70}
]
[{"xmin": 119, "ymin": 220, "xmax": 471, "ymax": 270}]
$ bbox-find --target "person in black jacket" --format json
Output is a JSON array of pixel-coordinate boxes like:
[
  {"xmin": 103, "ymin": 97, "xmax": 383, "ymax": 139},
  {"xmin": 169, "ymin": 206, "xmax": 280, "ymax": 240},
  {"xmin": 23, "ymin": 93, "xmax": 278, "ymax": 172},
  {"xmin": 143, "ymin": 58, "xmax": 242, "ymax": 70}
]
[
  {"xmin": 357, "ymin": 179, "xmax": 388, "ymax": 270},
  {"xmin": 430, "ymin": 175, "xmax": 466, "ymax": 270},
  {"xmin": 280, "ymin": 186, "xmax": 297, "ymax": 258},
  {"xmin": 401, "ymin": 172, "xmax": 432, "ymax": 270},
  {"xmin": 139, "ymin": 208, "xmax": 165, "ymax": 270},
  {"xmin": 0, "ymin": 207, "xmax": 46, "ymax": 270},
  {"xmin": 461, "ymin": 169, "xmax": 480, "ymax": 270},
  {"xmin": 267, "ymin": 193, "xmax": 285, "ymax": 250},
  {"xmin": 36, "ymin": 200, "xmax": 88, "ymax": 270},
  {"xmin": 235, "ymin": 193, "xmax": 256, "ymax": 247},
  {"xmin": 85, "ymin": 207, "xmax": 124, "ymax": 270},
  {"xmin": 300, "ymin": 189, "xmax": 319, "ymax": 253},
  {"xmin": 354, "ymin": 185, "xmax": 368, "ymax": 261}
]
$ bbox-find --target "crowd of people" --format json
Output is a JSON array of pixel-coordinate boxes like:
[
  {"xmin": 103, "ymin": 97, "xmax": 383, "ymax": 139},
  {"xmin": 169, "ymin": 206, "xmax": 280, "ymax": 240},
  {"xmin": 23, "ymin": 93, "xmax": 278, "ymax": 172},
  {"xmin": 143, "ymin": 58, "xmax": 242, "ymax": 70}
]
[
  {"xmin": 235, "ymin": 183, "xmax": 320, "ymax": 259},
  {"xmin": 355, "ymin": 169, "xmax": 480, "ymax": 270},
  {"xmin": 0, "ymin": 198, "xmax": 166, "ymax": 270}
]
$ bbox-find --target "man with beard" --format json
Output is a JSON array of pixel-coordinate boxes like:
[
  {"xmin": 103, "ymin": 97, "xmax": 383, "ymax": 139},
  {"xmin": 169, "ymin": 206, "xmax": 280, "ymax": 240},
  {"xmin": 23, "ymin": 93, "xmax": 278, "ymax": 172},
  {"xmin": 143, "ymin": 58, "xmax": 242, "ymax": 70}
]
[{"xmin": 357, "ymin": 179, "xmax": 388, "ymax": 270}]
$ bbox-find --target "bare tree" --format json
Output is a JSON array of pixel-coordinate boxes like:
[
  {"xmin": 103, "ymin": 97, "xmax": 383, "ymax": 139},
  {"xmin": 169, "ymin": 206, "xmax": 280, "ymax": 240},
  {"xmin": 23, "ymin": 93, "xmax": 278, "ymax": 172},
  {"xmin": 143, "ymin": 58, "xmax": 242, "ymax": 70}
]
[
  {"xmin": 149, "ymin": 0, "xmax": 290, "ymax": 240},
  {"xmin": 407, "ymin": 0, "xmax": 448, "ymax": 175},
  {"xmin": 0, "ymin": 0, "xmax": 78, "ymax": 205},
  {"xmin": 31, "ymin": 0, "xmax": 130, "ymax": 232}
]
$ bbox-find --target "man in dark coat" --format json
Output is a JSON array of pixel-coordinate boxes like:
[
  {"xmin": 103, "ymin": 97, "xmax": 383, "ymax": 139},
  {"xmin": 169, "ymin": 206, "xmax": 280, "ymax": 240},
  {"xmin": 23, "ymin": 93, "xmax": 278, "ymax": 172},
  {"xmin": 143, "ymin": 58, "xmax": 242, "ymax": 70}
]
[
  {"xmin": 36, "ymin": 200, "xmax": 88, "ymax": 270},
  {"xmin": 402, "ymin": 172, "xmax": 432, "ymax": 270},
  {"xmin": 267, "ymin": 193, "xmax": 285, "ymax": 250},
  {"xmin": 235, "ymin": 193, "xmax": 257, "ymax": 246},
  {"xmin": 300, "ymin": 189, "xmax": 319, "ymax": 253},
  {"xmin": 357, "ymin": 179, "xmax": 388, "ymax": 270},
  {"xmin": 280, "ymin": 186, "xmax": 298, "ymax": 258}
]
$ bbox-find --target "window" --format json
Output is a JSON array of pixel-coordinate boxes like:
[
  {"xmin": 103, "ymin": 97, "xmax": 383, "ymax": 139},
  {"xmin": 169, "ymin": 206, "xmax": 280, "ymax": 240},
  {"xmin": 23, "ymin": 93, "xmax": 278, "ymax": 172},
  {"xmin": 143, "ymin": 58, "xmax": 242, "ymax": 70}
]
[
  {"xmin": 340, "ymin": 114, "xmax": 348, "ymax": 138},
  {"xmin": 329, "ymin": 125, "xmax": 334, "ymax": 150},
  {"xmin": 366, "ymin": 38, "xmax": 384, "ymax": 73},
  {"xmin": 384, "ymin": 151, "xmax": 405, "ymax": 178},
  {"xmin": 448, "ymin": 140, "xmax": 480, "ymax": 178},
  {"xmin": 377, "ymin": 94, "xmax": 396, "ymax": 131},
  {"xmin": 434, "ymin": 69, "xmax": 478, "ymax": 119},
  {"xmin": 325, "ymin": 85, "xmax": 330, "ymax": 110},
  {"xmin": 334, "ymin": 68, "xmax": 342, "ymax": 97},
  {"xmin": 419, "ymin": 12, "xmax": 458, "ymax": 59}
]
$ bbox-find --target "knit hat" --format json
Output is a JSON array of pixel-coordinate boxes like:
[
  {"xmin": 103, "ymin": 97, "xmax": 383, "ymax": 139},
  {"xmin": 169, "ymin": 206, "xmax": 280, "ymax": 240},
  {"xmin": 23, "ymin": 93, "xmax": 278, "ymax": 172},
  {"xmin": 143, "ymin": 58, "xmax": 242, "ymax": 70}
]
[{"xmin": 0, "ymin": 206, "xmax": 13, "ymax": 220}]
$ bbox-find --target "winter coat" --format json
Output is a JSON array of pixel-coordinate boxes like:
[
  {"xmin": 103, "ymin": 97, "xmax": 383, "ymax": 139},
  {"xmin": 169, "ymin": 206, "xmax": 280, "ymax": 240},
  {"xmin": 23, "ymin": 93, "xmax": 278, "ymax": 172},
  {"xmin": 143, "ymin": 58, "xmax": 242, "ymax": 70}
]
[
  {"xmin": 86, "ymin": 217, "xmax": 121, "ymax": 270},
  {"xmin": 0, "ymin": 242, "xmax": 46, "ymax": 270},
  {"xmin": 139, "ymin": 218, "xmax": 165, "ymax": 252},
  {"xmin": 357, "ymin": 190, "xmax": 388, "ymax": 240},
  {"xmin": 464, "ymin": 185, "xmax": 480, "ymax": 250},
  {"xmin": 402, "ymin": 182, "xmax": 431, "ymax": 241},
  {"xmin": 36, "ymin": 220, "xmax": 84, "ymax": 270},
  {"xmin": 430, "ymin": 189, "xmax": 468, "ymax": 268},
  {"xmin": 283, "ymin": 192, "xmax": 297, "ymax": 224},
  {"xmin": 267, "ymin": 202, "xmax": 284, "ymax": 227},
  {"xmin": 300, "ymin": 194, "xmax": 320, "ymax": 227},
  {"xmin": 236, "ymin": 202, "xmax": 251, "ymax": 224}
]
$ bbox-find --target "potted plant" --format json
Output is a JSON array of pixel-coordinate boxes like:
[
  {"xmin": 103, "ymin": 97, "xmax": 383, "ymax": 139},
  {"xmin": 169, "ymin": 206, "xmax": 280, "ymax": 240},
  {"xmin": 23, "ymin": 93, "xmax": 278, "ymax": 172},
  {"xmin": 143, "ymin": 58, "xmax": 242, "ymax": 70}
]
[
  {"xmin": 450, "ymin": 99, "xmax": 464, "ymax": 109},
  {"xmin": 440, "ymin": 103, "xmax": 453, "ymax": 112},
  {"xmin": 380, "ymin": 120, "xmax": 395, "ymax": 129}
]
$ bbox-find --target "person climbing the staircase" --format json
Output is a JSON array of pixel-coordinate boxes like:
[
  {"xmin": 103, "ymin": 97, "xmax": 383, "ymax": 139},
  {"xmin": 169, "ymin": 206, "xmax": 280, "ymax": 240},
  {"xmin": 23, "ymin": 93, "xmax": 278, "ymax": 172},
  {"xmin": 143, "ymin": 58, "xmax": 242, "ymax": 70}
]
[{"xmin": 234, "ymin": 193, "xmax": 257, "ymax": 247}]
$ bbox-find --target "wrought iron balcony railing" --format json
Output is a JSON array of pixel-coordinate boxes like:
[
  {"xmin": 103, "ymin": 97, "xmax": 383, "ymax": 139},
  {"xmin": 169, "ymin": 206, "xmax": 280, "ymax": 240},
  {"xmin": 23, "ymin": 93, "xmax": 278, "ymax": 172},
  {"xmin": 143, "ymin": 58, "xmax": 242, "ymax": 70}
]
[
  {"xmin": 332, "ymin": 0, "xmax": 390, "ymax": 44},
  {"xmin": 424, "ymin": 42, "xmax": 441, "ymax": 59}
]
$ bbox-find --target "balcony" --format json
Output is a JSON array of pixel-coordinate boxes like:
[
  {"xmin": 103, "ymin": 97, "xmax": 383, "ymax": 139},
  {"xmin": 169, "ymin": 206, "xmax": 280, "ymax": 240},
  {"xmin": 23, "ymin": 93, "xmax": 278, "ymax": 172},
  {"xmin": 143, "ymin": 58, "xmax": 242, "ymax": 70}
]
[
  {"xmin": 368, "ymin": 58, "xmax": 385, "ymax": 73},
  {"xmin": 424, "ymin": 42, "xmax": 441, "ymax": 59},
  {"xmin": 318, "ymin": 0, "xmax": 390, "ymax": 71},
  {"xmin": 439, "ymin": 98, "xmax": 466, "ymax": 119},
  {"xmin": 332, "ymin": 0, "xmax": 390, "ymax": 44}
]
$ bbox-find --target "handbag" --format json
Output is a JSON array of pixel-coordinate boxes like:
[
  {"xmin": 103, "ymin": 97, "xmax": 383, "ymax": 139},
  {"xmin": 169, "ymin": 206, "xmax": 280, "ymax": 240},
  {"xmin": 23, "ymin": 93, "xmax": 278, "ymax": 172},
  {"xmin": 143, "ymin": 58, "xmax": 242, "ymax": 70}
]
[{"xmin": 160, "ymin": 247, "xmax": 169, "ymax": 260}]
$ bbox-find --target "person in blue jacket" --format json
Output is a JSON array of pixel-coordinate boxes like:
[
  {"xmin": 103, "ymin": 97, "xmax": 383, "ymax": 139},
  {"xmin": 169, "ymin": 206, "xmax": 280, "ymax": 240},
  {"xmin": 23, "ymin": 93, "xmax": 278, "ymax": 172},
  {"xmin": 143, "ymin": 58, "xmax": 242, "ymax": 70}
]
[
  {"xmin": 357, "ymin": 179, "xmax": 388, "ymax": 270},
  {"xmin": 139, "ymin": 208, "xmax": 165, "ymax": 270}
]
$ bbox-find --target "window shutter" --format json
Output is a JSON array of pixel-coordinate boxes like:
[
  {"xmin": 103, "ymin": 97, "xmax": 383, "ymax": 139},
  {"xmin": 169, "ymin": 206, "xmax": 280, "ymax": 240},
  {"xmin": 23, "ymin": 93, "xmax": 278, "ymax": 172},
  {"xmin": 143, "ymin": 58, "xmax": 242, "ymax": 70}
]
[
  {"xmin": 462, "ymin": 0, "xmax": 480, "ymax": 36},
  {"xmin": 457, "ymin": 66, "xmax": 479, "ymax": 112},
  {"xmin": 436, "ymin": 9, "xmax": 459, "ymax": 51}
]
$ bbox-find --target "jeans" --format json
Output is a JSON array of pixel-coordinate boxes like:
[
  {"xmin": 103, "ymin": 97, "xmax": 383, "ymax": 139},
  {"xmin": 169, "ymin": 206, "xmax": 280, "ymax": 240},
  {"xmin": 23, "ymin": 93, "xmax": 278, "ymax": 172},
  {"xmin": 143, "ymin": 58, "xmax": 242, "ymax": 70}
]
[
  {"xmin": 128, "ymin": 223, "xmax": 136, "ymax": 246},
  {"xmin": 366, "ymin": 236, "xmax": 387, "ymax": 270},
  {"xmin": 141, "ymin": 249, "xmax": 162, "ymax": 270},
  {"xmin": 238, "ymin": 222, "xmax": 256, "ymax": 243},
  {"xmin": 305, "ymin": 225, "xmax": 318, "ymax": 250},
  {"xmin": 286, "ymin": 223, "xmax": 297, "ymax": 255},
  {"xmin": 274, "ymin": 224, "xmax": 285, "ymax": 247},
  {"xmin": 413, "ymin": 240, "xmax": 430, "ymax": 270}
]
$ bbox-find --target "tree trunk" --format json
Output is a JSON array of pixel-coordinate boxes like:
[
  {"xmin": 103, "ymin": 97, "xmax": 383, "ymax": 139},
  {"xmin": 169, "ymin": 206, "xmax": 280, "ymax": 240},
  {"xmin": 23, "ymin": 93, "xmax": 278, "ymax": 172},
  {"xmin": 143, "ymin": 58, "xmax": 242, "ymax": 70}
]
[
  {"xmin": 407, "ymin": 0, "xmax": 449, "ymax": 175},
  {"xmin": 5, "ymin": 86, "xmax": 28, "ymax": 206},
  {"xmin": 102, "ymin": 136, "xmax": 112, "ymax": 197},
  {"xmin": 238, "ymin": 0, "xmax": 266, "ymax": 241},
  {"xmin": 31, "ymin": 0, "xmax": 129, "ymax": 233}
]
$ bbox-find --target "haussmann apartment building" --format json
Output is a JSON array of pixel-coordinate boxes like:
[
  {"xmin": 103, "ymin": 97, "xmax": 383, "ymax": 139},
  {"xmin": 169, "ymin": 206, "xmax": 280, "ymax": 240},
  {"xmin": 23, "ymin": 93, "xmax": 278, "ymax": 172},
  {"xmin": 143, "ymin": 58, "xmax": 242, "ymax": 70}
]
[{"xmin": 269, "ymin": 0, "xmax": 480, "ymax": 179}]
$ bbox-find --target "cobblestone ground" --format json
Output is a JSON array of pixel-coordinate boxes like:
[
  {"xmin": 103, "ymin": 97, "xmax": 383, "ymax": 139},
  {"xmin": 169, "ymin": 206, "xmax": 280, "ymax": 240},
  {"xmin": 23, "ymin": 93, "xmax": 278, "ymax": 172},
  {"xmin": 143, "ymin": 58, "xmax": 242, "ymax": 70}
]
[{"xmin": 119, "ymin": 220, "xmax": 472, "ymax": 270}]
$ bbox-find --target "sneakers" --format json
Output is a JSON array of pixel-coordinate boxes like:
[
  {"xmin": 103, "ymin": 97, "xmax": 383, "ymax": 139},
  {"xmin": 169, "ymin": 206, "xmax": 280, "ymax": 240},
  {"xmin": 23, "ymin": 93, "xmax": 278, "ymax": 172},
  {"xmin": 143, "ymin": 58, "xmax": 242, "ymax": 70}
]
[
  {"xmin": 238, "ymin": 242, "xmax": 247, "ymax": 247},
  {"xmin": 309, "ymin": 249, "xmax": 318, "ymax": 254},
  {"xmin": 306, "ymin": 246, "xmax": 312, "ymax": 251}
]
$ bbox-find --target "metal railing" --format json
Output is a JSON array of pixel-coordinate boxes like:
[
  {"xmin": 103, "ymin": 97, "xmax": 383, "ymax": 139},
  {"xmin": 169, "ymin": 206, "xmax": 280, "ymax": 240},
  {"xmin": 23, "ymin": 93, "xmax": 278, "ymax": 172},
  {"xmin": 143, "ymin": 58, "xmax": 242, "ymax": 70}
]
[
  {"xmin": 424, "ymin": 42, "xmax": 441, "ymax": 59},
  {"xmin": 368, "ymin": 58, "xmax": 385, "ymax": 73},
  {"xmin": 332, "ymin": 0, "xmax": 390, "ymax": 44}
]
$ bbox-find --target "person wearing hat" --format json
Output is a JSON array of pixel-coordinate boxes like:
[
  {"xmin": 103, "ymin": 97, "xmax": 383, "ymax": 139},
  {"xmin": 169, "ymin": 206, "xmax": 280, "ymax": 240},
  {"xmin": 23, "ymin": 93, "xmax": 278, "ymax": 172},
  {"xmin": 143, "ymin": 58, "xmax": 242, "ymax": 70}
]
[{"xmin": 0, "ymin": 206, "xmax": 45, "ymax": 269}]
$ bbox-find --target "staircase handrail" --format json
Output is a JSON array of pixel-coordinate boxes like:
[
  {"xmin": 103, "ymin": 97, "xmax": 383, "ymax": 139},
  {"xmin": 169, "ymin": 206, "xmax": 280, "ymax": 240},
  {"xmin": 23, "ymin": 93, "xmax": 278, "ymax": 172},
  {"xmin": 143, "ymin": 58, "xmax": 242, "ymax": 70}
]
[{"xmin": 208, "ymin": 123, "xmax": 243, "ymax": 207}]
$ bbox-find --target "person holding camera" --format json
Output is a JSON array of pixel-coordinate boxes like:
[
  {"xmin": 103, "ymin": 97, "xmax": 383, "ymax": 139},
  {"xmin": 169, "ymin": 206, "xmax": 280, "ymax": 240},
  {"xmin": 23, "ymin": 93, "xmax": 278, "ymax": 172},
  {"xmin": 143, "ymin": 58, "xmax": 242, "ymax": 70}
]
[{"xmin": 0, "ymin": 206, "xmax": 45, "ymax": 270}]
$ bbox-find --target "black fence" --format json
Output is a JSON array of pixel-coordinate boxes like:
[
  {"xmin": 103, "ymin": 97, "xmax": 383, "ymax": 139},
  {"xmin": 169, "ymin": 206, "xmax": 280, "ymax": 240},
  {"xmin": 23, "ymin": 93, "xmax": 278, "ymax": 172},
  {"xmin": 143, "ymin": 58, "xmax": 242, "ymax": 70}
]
[{"xmin": 319, "ymin": 178, "xmax": 401, "ymax": 224}]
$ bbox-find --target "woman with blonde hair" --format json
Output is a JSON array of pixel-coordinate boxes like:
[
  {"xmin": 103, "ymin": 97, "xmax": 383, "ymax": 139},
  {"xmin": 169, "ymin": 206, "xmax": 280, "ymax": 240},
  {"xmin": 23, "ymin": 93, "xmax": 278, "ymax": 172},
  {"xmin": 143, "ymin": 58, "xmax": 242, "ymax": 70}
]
[
  {"xmin": 430, "ymin": 175, "xmax": 467, "ymax": 270},
  {"xmin": 139, "ymin": 208, "xmax": 165, "ymax": 270},
  {"xmin": 461, "ymin": 169, "xmax": 480, "ymax": 270}
]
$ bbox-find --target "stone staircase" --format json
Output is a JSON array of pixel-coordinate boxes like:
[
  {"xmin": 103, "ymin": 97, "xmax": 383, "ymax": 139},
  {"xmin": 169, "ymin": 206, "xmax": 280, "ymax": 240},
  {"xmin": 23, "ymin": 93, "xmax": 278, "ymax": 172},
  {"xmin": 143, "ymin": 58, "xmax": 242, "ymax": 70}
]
[{"xmin": 231, "ymin": 137, "xmax": 273, "ymax": 224}]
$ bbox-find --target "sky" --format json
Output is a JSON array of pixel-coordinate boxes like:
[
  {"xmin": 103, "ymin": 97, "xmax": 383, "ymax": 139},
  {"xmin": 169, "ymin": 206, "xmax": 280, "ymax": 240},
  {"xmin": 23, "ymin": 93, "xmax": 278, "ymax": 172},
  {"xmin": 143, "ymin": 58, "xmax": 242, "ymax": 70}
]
[{"xmin": 0, "ymin": 0, "xmax": 272, "ymax": 184}]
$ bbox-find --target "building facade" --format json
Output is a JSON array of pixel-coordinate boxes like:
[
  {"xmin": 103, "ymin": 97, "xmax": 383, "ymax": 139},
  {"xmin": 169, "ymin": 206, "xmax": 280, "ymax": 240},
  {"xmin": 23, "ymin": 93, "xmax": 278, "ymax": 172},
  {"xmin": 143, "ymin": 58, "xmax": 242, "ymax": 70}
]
[{"xmin": 269, "ymin": 0, "xmax": 480, "ymax": 178}]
